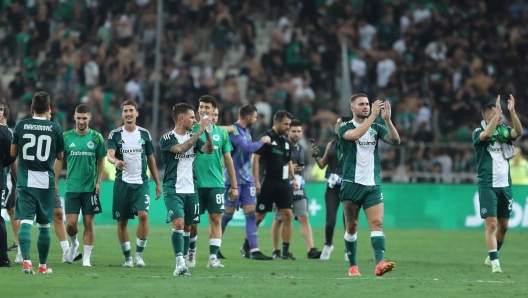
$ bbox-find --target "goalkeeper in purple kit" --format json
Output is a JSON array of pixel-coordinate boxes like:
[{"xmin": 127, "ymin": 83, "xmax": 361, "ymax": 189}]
[{"xmin": 221, "ymin": 105, "xmax": 272, "ymax": 260}]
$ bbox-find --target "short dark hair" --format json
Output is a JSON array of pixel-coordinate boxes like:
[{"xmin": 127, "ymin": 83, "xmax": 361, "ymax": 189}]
[
  {"xmin": 273, "ymin": 110, "xmax": 293, "ymax": 123},
  {"xmin": 121, "ymin": 100, "xmax": 138, "ymax": 110},
  {"xmin": 482, "ymin": 102, "xmax": 496, "ymax": 119},
  {"xmin": 172, "ymin": 103, "xmax": 194, "ymax": 121},
  {"xmin": 239, "ymin": 104, "xmax": 257, "ymax": 119},
  {"xmin": 32, "ymin": 91, "xmax": 51, "ymax": 114},
  {"xmin": 290, "ymin": 119, "xmax": 302, "ymax": 127},
  {"xmin": 75, "ymin": 104, "xmax": 91, "ymax": 114},
  {"xmin": 350, "ymin": 93, "xmax": 368, "ymax": 103},
  {"xmin": 198, "ymin": 95, "xmax": 218, "ymax": 109},
  {"xmin": 3, "ymin": 104, "xmax": 10, "ymax": 120}
]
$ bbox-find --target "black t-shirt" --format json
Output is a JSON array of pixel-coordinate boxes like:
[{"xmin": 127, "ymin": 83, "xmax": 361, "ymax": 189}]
[{"xmin": 255, "ymin": 129, "xmax": 292, "ymax": 188}]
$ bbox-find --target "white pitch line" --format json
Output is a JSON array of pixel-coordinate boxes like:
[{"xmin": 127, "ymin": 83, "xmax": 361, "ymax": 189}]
[{"xmin": 83, "ymin": 274, "xmax": 515, "ymax": 283}]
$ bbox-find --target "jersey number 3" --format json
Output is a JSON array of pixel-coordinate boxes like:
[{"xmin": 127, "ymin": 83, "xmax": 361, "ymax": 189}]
[{"xmin": 22, "ymin": 134, "xmax": 52, "ymax": 161}]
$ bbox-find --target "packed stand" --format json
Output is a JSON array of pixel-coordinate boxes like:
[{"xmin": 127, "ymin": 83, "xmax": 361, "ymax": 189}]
[{"xmin": 0, "ymin": 0, "xmax": 527, "ymax": 183}]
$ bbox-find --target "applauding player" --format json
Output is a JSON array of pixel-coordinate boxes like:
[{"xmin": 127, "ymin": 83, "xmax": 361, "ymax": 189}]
[{"xmin": 160, "ymin": 103, "xmax": 213, "ymax": 276}]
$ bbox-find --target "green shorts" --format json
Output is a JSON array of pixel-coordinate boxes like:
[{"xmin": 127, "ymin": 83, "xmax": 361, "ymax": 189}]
[
  {"xmin": 164, "ymin": 186, "xmax": 199, "ymax": 225},
  {"xmin": 198, "ymin": 188, "xmax": 226, "ymax": 214},
  {"xmin": 478, "ymin": 186, "xmax": 513, "ymax": 218},
  {"xmin": 112, "ymin": 180, "xmax": 151, "ymax": 221},
  {"xmin": 15, "ymin": 186, "xmax": 55, "ymax": 224},
  {"xmin": 339, "ymin": 181, "xmax": 384, "ymax": 210},
  {"xmin": 65, "ymin": 191, "xmax": 102, "ymax": 215}
]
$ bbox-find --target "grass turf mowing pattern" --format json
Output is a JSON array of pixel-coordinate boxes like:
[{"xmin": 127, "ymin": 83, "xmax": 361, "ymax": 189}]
[{"xmin": 0, "ymin": 226, "xmax": 526, "ymax": 297}]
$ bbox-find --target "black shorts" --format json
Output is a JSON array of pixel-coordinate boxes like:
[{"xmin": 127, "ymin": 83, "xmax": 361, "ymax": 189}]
[
  {"xmin": 256, "ymin": 184, "xmax": 292, "ymax": 213},
  {"xmin": 4, "ymin": 174, "xmax": 16, "ymax": 209}
]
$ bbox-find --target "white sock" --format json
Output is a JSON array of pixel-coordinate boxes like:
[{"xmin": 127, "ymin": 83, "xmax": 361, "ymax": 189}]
[
  {"xmin": 70, "ymin": 234, "xmax": 79, "ymax": 247},
  {"xmin": 176, "ymin": 256, "xmax": 185, "ymax": 266},
  {"xmin": 209, "ymin": 254, "xmax": 216, "ymax": 260},
  {"xmin": 18, "ymin": 245, "xmax": 21, "ymax": 254},
  {"xmin": 60, "ymin": 241, "xmax": 69, "ymax": 254},
  {"xmin": 84, "ymin": 245, "xmax": 93, "ymax": 262},
  {"xmin": 491, "ymin": 259, "xmax": 500, "ymax": 266},
  {"xmin": 25, "ymin": 260, "xmax": 32, "ymax": 264},
  {"xmin": 39, "ymin": 263, "xmax": 46, "ymax": 268}
]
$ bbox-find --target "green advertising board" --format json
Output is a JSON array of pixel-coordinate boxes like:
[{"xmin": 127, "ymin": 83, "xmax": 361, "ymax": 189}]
[{"xmin": 4, "ymin": 182, "xmax": 527, "ymax": 231}]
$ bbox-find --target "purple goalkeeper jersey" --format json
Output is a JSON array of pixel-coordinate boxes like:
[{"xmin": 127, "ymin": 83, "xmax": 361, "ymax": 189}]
[{"xmin": 224, "ymin": 122, "xmax": 264, "ymax": 185}]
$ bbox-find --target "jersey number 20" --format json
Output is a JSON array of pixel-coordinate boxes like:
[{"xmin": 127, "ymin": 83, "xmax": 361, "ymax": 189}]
[{"xmin": 22, "ymin": 134, "xmax": 52, "ymax": 161}]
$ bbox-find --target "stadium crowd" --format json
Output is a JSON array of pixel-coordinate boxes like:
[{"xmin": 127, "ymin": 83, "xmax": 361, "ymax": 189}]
[{"xmin": 0, "ymin": 0, "xmax": 528, "ymax": 182}]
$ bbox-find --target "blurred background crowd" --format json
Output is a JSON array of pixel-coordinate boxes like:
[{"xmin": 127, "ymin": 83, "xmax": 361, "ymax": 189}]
[{"xmin": 0, "ymin": 0, "xmax": 527, "ymax": 183}]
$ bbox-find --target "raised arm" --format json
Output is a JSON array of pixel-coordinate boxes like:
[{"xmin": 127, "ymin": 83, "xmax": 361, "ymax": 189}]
[
  {"xmin": 313, "ymin": 142, "xmax": 333, "ymax": 169},
  {"xmin": 380, "ymin": 101, "xmax": 401, "ymax": 146},
  {"xmin": 508, "ymin": 94, "xmax": 524, "ymax": 139},
  {"xmin": 343, "ymin": 100, "xmax": 383, "ymax": 141},
  {"xmin": 230, "ymin": 133, "xmax": 269, "ymax": 153},
  {"xmin": 480, "ymin": 95, "xmax": 502, "ymax": 142},
  {"xmin": 219, "ymin": 125, "xmax": 234, "ymax": 134},
  {"xmin": 170, "ymin": 131, "xmax": 204, "ymax": 154},
  {"xmin": 200, "ymin": 131, "xmax": 214, "ymax": 154}
]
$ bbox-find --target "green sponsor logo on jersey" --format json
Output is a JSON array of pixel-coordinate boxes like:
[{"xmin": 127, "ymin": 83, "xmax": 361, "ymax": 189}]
[{"xmin": 138, "ymin": 138, "xmax": 145, "ymax": 145}]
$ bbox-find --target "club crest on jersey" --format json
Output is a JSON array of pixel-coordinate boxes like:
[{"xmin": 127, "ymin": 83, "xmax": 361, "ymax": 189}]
[
  {"xmin": 138, "ymin": 138, "xmax": 145, "ymax": 145},
  {"xmin": 87, "ymin": 141, "xmax": 94, "ymax": 149},
  {"xmin": 213, "ymin": 134, "xmax": 220, "ymax": 142},
  {"xmin": 369, "ymin": 129, "xmax": 377, "ymax": 136}
]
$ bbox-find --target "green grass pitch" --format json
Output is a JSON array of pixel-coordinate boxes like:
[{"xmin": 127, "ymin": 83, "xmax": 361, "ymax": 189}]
[{"xmin": 0, "ymin": 225, "xmax": 526, "ymax": 297}]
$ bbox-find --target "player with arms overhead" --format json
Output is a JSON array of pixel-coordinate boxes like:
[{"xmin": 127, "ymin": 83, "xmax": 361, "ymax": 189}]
[
  {"xmin": 473, "ymin": 95, "xmax": 523, "ymax": 273},
  {"xmin": 107, "ymin": 100, "xmax": 162, "ymax": 268},
  {"xmin": 11, "ymin": 92, "xmax": 64, "ymax": 274},
  {"xmin": 338, "ymin": 93, "xmax": 400, "ymax": 277},
  {"xmin": 54, "ymin": 104, "xmax": 106, "ymax": 267},
  {"xmin": 160, "ymin": 103, "xmax": 213, "ymax": 276},
  {"xmin": 187, "ymin": 95, "xmax": 238, "ymax": 269},
  {"xmin": 221, "ymin": 104, "xmax": 272, "ymax": 260}
]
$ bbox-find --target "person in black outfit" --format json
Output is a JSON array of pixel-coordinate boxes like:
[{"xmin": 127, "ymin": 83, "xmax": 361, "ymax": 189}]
[
  {"xmin": 311, "ymin": 116, "xmax": 352, "ymax": 260},
  {"xmin": 271, "ymin": 120, "xmax": 322, "ymax": 259},
  {"xmin": 252, "ymin": 111, "xmax": 299, "ymax": 260},
  {"xmin": 0, "ymin": 103, "xmax": 17, "ymax": 267}
]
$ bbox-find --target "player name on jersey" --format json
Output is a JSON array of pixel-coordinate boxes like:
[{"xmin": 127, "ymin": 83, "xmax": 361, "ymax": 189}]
[{"xmin": 23, "ymin": 124, "xmax": 53, "ymax": 131}]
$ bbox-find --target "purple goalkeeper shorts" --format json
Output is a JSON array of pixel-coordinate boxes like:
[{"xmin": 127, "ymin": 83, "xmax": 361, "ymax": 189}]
[{"xmin": 225, "ymin": 184, "xmax": 257, "ymax": 207}]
